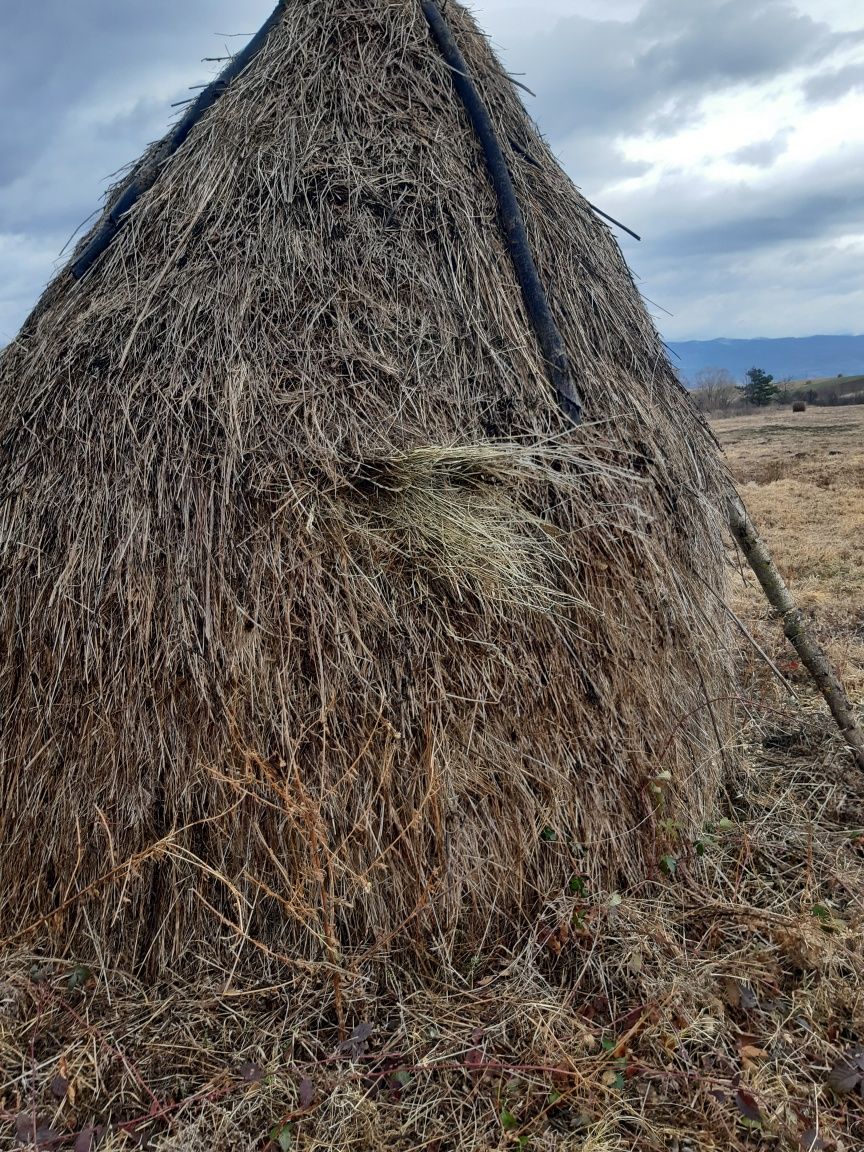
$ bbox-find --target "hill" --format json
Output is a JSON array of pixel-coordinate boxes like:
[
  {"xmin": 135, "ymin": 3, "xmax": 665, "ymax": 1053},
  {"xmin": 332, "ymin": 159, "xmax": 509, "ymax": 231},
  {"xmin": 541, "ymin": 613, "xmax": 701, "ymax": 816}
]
[{"xmin": 668, "ymin": 334, "xmax": 864, "ymax": 382}]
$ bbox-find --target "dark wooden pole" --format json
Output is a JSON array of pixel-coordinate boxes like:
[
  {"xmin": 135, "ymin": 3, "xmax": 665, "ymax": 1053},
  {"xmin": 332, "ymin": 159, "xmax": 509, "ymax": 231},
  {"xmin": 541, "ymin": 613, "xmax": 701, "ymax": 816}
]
[
  {"xmin": 727, "ymin": 490, "xmax": 864, "ymax": 771},
  {"xmin": 421, "ymin": 0, "xmax": 582, "ymax": 425}
]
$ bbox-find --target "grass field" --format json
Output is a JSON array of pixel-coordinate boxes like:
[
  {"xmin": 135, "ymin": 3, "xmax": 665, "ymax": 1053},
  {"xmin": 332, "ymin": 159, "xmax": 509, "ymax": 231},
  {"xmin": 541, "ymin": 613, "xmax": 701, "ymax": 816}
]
[
  {"xmin": 2, "ymin": 410, "xmax": 864, "ymax": 1151},
  {"xmin": 783, "ymin": 374, "xmax": 864, "ymax": 400},
  {"xmin": 714, "ymin": 404, "xmax": 864, "ymax": 696}
]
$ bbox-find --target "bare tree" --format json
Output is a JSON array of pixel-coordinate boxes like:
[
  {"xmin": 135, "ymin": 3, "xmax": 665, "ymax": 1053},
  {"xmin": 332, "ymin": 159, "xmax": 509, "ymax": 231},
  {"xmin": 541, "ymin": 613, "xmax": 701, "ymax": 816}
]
[{"xmin": 691, "ymin": 367, "xmax": 738, "ymax": 413}]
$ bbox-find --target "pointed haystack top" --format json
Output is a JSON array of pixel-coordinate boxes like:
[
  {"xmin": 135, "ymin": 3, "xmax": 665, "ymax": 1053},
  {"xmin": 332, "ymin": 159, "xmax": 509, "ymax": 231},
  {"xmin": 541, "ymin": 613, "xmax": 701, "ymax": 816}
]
[{"xmin": 0, "ymin": 0, "xmax": 731, "ymax": 974}]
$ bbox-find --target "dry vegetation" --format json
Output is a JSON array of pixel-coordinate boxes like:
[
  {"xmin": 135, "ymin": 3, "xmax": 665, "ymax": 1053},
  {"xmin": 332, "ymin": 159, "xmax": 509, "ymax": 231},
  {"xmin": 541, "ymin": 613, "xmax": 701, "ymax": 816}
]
[
  {"xmin": 0, "ymin": 0, "xmax": 731, "ymax": 975},
  {"xmin": 2, "ymin": 406, "xmax": 864, "ymax": 1151},
  {"xmin": 718, "ymin": 405, "xmax": 864, "ymax": 696},
  {"xmin": 1, "ymin": 1, "xmax": 863, "ymax": 1147}
]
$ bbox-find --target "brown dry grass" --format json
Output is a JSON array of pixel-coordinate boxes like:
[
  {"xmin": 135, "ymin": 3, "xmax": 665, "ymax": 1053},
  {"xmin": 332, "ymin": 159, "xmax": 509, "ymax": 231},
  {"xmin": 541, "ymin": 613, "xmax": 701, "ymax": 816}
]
[
  {"xmin": 3, "ymin": 2, "xmax": 864, "ymax": 1149},
  {"xmin": 3, "ymin": 710, "xmax": 864, "ymax": 1151},
  {"xmin": 716, "ymin": 405, "xmax": 864, "ymax": 696}
]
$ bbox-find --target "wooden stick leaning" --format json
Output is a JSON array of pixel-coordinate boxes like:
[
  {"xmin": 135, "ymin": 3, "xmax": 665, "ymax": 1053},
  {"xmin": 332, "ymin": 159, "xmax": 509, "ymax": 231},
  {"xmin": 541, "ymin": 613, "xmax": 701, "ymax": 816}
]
[{"xmin": 726, "ymin": 488, "xmax": 864, "ymax": 771}]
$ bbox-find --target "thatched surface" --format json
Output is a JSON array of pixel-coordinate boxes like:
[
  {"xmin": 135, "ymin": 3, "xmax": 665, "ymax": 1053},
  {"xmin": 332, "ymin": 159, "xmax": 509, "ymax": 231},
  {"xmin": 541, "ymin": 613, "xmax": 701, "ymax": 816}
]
[{"xmin": 0, "ymin": 0, "xmax": 731, "ymax": 974}]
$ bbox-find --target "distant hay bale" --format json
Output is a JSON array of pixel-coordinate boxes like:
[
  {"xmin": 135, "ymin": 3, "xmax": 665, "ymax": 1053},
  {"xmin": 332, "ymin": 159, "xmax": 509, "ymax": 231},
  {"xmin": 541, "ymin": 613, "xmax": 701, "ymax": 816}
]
[
  {"xmin": 792, "ymin": 401, "xmax": 807, "ymax": 412},
  {"xmin": 0, "ymin": 0, "xmax": 733, "ymax": 976}
]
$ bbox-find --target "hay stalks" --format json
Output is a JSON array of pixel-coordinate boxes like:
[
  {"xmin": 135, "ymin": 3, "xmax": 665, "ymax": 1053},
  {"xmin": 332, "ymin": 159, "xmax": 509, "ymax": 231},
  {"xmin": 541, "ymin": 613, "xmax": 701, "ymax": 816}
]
[
  {"xmin": 2, "ymin": 702, "xmax": 862, "ymax": 1151},
  {"xmin": 0, "ymin": 0, "xmax": 732, "ymax": 978}
]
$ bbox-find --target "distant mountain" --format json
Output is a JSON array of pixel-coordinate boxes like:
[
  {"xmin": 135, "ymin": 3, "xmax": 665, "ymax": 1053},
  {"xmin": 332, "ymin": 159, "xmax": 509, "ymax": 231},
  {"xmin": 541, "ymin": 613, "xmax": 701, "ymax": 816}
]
[{"xmin": 666, "ymin": 335, "xmax": 864, "ymax": 384}]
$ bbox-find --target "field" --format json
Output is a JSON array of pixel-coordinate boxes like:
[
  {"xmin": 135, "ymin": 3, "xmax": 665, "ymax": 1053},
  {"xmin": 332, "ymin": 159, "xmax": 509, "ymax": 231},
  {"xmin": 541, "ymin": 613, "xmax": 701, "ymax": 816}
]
[
  {"xmin": 2, "ymin": 410, "xmax": 864, "ymax": 1151},
  {"xmin": 715, "ymin": 404, "xmax": 864, "ymax": 696},
  {"xmin": 783, "ymin": 375, "xmax": 864, "ymax": 403}
]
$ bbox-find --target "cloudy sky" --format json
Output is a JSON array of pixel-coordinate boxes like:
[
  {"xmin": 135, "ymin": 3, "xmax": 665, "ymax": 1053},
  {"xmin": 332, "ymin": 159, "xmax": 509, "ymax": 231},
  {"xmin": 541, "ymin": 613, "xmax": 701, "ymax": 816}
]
[{"xmin": 0, "ymin": 0, "xmax": 862, "ymax": 343}]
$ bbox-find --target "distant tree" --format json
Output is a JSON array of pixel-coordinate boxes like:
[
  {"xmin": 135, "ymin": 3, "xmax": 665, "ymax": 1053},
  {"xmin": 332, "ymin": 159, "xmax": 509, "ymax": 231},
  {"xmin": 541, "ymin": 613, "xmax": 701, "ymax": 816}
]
[
  {"xmin": 691, "ymin": 367, "xmax": 738, "ymax": 412},
  {"xmin": 741, "ymin": 367, "xmax": 779, "ymax": 407}
]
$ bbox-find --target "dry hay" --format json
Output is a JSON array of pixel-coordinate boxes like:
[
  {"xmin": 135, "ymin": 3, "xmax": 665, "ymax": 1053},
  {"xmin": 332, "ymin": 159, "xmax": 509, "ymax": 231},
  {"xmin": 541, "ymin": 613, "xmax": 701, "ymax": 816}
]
[
  {"xmin": 2, "ymin": 703, "xmax": 863, "ymax": 1151},
  {"xmin": 0, "ymin": 0, "xmax": 731, "ymax": 978}
]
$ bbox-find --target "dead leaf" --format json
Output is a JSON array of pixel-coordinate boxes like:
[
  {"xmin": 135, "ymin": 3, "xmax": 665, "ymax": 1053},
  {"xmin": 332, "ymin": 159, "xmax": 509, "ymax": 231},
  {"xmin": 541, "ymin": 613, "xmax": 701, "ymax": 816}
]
[
  {"xmin": 340, "ymin": 1021, "xmax": 374, "ymax": 1060},
  {"xmin": 298, "ymin": 1076, "xmax": 315, "ymax": 1109},
  {"xmin": 66, "ymin": 964, "xmax": 94, "ymax": 992},
  {"xmin": 14, "ymin": 1112, "xmax": 61, "ymax": 1147},
  {"xmin": 739, "ymin": 984, "xmax": 759, "ymax": 1010},
  {"xmin": 51, "ymin": 1074, "xmax": 70, "ymax": 1099},
  {"xmin": 722, "ymin": 978, "xmax": 741, "ymax": 1008},
  {"xmin": 827, "ymin": 1047, "xmax": 864, "ymax": 1094},
  {"xmin": 800, "ymin": 1129, "xmax": 826, "ymax": 1151},
  {"xmin": 723, "ymin": 978, "xmax": 759, "ymax": 1011},
  {"xmin": 734, "ymin": 1087, "xmax": 762, "ymax": 1124},
  {"xmin": 74, "ymin": 1130, "xmax": 96, "ymax": 1152}
]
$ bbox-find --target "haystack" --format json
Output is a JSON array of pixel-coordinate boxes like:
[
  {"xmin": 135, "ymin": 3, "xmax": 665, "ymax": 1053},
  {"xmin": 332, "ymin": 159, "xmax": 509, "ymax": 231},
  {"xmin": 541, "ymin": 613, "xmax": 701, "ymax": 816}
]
[{"xmin": 0, "ymin": 0, "xmax": 732, "ymax": 976}]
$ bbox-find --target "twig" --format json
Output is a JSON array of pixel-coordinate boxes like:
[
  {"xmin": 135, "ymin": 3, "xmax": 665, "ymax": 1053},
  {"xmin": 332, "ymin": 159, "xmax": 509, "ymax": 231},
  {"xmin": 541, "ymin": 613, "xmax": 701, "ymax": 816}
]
[{"xmin": 586, "ymin": 201, "xmax": 642, "ymax": 242}]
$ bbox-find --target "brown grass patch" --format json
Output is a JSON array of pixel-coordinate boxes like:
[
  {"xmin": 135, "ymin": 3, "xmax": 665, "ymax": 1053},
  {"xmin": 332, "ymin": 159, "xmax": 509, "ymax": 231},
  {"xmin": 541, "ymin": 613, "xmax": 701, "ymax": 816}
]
[{"xmin": 714, "ymin": 405, "xmax": 864, "ymax": 696}]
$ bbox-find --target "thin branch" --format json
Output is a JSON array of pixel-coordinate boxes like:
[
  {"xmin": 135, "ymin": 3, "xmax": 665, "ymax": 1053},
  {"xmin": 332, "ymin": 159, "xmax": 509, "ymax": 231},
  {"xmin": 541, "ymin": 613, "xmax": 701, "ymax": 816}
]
[
  {"xmin": 726, "ymin": 489, "xmax": 864, "ymax": 771},
  {"xmin": 586, "ymin": 201, "xmax": 642, "ymax": 242}
]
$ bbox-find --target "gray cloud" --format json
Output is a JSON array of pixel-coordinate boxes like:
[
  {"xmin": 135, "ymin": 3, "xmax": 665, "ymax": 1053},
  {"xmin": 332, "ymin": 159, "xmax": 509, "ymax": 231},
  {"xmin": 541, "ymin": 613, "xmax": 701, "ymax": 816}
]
[
  {"xmin": 501, "ymin": 0, "xmax": 859, "ymax": 142},
  {"xmin": 0, "ymin": 0, "xmax": 277, "ymax": 337},
  {"xmin": 602, "ymin": 139, "xmax": 864, "ymax": 338},
  {"xmin": 804, "ymin": 60, "xmax": 864, "ymax": 101},
  {"xmin": 731, "ymin": 129, "xmax": 793, "ymax": 166},
  {"xmin": 495, "ymin": 0, "xmax": 864, "ymax": 336}
]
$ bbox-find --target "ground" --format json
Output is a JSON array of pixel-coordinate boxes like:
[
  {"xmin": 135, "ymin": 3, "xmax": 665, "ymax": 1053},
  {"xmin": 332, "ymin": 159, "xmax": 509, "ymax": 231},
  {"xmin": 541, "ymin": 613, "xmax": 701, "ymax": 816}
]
[
  {"xmin": 717, "ymin": 404, "xmax": 864, "ymax": 696},
  {"xmin": 2, "ymin": 407, "xmax": 864, "ymax": 1151}
]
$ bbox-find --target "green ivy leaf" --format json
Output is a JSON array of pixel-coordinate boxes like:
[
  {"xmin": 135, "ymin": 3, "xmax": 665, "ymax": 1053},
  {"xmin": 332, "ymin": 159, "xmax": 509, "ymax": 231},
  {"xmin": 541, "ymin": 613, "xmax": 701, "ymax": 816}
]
[
  {"xmin": 270, "ymin": 1124, "xmax": 293, "ymax": 1151},
  {"xmin": 67, "ymin": 965, "xmax": 93, "ymax": 991},
  {"xmin": 500, "ymin": 1109, "xmax": 519, "ymax": 1131}
]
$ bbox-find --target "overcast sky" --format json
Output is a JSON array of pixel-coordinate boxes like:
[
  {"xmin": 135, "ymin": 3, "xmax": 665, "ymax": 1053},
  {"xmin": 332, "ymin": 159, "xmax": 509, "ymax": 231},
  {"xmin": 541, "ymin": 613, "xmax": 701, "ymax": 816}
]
[{"xmin": 1, "ymin": 0, "xmax": 862, "ymax": 343}]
